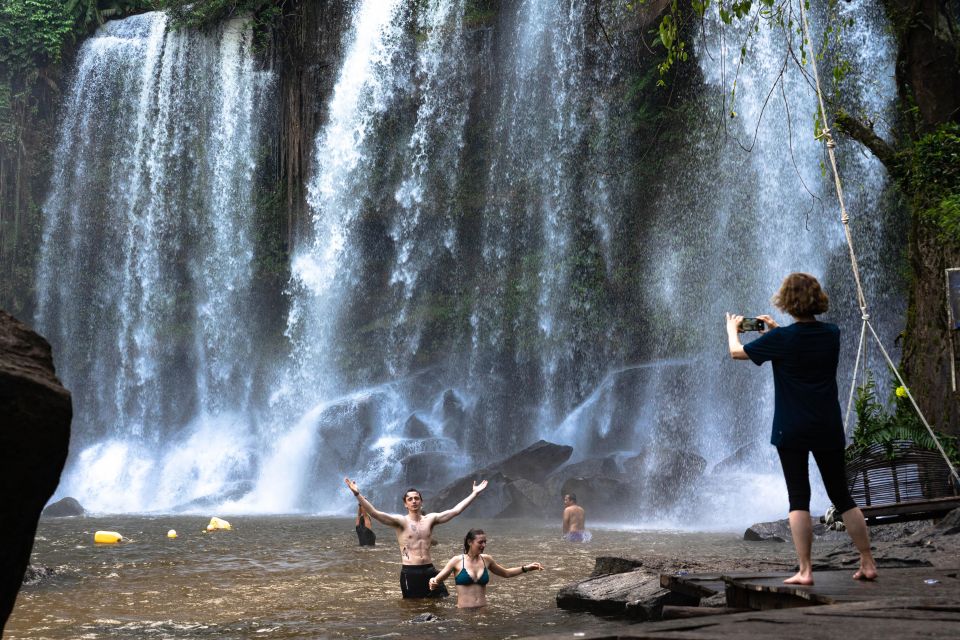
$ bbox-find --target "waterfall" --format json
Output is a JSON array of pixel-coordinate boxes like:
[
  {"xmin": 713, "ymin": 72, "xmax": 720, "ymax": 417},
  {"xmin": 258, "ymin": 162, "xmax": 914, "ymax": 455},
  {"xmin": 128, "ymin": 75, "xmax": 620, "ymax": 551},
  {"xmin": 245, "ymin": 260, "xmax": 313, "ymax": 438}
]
[
  {"xmin": 36, "ymin": 12, "xmax": 273, "ymax": 512},
  {"xmin": 35, "ymin": 1, "xmax": 899, "ymax": 522},
  {"xmin": 245, "ymin": 0, "xmax": 475, "ymax": 513},
  {"xmin": 621, "ymin": 0, "xmax": 900, "ymax": 526}
]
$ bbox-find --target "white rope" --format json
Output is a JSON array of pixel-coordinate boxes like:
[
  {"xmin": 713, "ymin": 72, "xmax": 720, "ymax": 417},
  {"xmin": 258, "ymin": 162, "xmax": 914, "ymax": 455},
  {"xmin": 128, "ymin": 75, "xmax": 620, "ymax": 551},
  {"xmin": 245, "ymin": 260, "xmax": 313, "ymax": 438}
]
[
  {"xmin": 843, "ymin": 317, "xmax": 868, "ymax": 433},
  {"xmin": 798, "ymin": 1, "xmax": 960, "ymax": 486}
]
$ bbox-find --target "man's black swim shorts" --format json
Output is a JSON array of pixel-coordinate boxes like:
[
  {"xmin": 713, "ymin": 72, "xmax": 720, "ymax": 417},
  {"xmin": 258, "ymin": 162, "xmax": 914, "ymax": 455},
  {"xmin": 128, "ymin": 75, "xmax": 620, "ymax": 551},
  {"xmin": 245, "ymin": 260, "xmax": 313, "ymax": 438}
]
[{"xmin": 400, "ymin": 563, "xmax": 448, "ymax": 598}]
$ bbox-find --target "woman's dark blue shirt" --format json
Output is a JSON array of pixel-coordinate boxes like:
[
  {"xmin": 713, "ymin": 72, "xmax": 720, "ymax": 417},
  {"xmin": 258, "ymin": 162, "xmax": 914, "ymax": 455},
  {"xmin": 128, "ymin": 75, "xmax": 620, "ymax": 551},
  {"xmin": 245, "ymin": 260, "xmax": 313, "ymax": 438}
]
[{"xmin": 742, "ymin": 321, "xmax": 845, "ymax": 450}]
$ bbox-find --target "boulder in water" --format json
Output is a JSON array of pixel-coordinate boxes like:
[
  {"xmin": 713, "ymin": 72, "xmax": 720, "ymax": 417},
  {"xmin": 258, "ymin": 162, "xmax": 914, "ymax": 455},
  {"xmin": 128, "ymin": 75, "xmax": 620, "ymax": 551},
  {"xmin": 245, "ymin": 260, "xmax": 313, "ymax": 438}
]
[
  {"xmin": 21, "ymin": 565, "xmax": 58, "ymax": 587},
  {"xmin": 410, "ymin": 612, "xmax": 440, "ymax": 623},
  {"xmin": 430, "ymin": 472, "xmax": 512, "ymax": 518},
  {"xmin": 41, "ymin": 496, "xmax": 85, "ymax": 518},
  {"xmin": 490, "ymin": 440, "xmax": 573, "ymax": 483},
  {"xmin": 497, "ymin": 478, "xmax": 555, "ymax": 519},
  {"xmin": 402, "ymin": 414, "xmax": 433, "ymax": 439},
  {"xmin": 0, "ymin": 311, "xmax": 72, "ymax": 634},
  {"xmin": 440, "ymin": 389, "xmax": 469, "ymax": 445},
  {"xmin": 711, "ymin": 441, "xmax": 777, "ymax": 474},
  {"xmin": 430, "ymin": 440, "xmax": 573, "ymax": 517},
  {"xmin": 398, "ymin": 451, "xmax": 457, "ymax": 487},
  {"xmin": 644, "ymin": 446, "xmax": 707, "ymax": 508}
]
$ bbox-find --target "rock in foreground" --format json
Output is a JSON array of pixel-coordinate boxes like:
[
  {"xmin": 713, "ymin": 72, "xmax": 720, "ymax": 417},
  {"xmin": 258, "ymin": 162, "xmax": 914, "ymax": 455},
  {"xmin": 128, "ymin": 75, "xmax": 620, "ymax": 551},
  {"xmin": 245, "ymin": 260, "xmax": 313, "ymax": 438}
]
[
  {"xmin": 556, "ymin": 559, "xmax": 699, "ymax": 620},
  {"xmin": 0, "ymin": 311, "xmax": 72, "ymax": 634}
]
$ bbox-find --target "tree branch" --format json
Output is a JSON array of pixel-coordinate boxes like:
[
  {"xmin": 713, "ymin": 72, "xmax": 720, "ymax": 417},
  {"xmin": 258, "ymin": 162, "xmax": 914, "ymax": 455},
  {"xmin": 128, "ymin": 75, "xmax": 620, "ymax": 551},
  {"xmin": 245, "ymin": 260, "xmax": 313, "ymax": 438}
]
[{"xmin": 834, "ymin": 111, "xmax": 898, "ymax": 172}]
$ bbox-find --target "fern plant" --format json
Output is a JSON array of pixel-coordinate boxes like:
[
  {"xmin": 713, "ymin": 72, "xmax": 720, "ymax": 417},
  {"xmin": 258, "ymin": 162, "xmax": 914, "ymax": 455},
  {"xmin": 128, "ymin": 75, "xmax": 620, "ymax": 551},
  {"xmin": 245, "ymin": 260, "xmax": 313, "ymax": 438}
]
[{"xmin": 848, "ymin": 375, "xmax": 959, "ymax": 466}]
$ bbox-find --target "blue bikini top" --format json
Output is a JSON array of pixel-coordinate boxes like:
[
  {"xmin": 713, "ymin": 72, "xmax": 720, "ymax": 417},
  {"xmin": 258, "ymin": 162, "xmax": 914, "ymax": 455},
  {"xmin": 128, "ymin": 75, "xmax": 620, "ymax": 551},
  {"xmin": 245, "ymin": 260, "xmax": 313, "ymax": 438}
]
[{"xmin": 454, "ymin": 555, "xmax": 489, "ymax": 586}]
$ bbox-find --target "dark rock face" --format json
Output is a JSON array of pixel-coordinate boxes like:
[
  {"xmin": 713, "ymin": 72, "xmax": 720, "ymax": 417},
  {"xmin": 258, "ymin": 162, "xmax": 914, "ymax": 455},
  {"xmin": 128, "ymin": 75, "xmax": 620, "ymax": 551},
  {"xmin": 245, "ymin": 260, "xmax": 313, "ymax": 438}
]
[
  {"xmin": 431, "ymin": 440, "xmax": 573, "ymax": 518},
  {"xmin": 744, "ymin": 516, "xmax": 849, "ymax": 543},
  {"xmin": 0, "ymin": 311, "xmax": 71, "ymax": 634},
  {"xmin": 491, "ymin": 440, "xmax": 573, "ymax": 484},
  {"xmin": 403, "ymin": 414, "xmax": 433, "ymax": 439},
  {"xmin": 711, "ymin": 441, "xmax": 778, "ymax": 475},
  {"xmin": 430, "ymin": 472, "xmax": 512, "ymax": 518},
  {"xmin": 41, "ymin": 496, "xmax": 84, "ymax": 518}
]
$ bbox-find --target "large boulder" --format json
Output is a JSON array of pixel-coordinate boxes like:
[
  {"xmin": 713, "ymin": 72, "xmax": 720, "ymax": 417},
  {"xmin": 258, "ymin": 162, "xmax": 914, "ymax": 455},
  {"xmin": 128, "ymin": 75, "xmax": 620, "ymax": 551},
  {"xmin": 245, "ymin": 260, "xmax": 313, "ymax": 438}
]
[
  {"xmin": 429, "ymin": 472, "xmax": 512, "ymax": 518},
  {"xmin": 0, "ymin": 311, "xmax": 72, "ymax": 634},
  {"xmin": 711, "ymin": 441, "xmax": 778, "ymax": 474},
  {"xmin": 489, "ymin": 440, "xmax": 573, "ymax": 483},
  {"xmin": 312, "ymin": 391, "xmax": 383, "ymax": 469},
  {"xmin": 41, "ymin": 496, "xmax": 84, "ymax": 518},
  {"xmin": 440, "ymin": 389, "xmax": 469, "ymax": 445},
  {"xmin": 402, "ymin": 414, "xmax": 433, "ymax": 439},
  {"xmin": 744, "ymin": 516, "xmax": 848, "ymax": 543},
  {"xmin": 496, "ymin": 479, "xmax": 555, "ymax": 519},
  {"xmin": 430, "ymin": 440, "xmax": 573, "ymax": 518},
  {"xmin": 643, "ymin": 446, "xmax": 707, "ymax": 509}
]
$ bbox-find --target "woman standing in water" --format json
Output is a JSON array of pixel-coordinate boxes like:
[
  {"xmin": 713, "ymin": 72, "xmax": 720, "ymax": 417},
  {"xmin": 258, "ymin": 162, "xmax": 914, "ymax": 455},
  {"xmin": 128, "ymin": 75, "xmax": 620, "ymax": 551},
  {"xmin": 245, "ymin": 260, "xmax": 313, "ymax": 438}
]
[
  {"xmin": 726, "ymin": 272, "xmax": 877, "ymax": 585},
  {"xmin": 428, "ymin": 529, "xmax": 544, "ymax": 608}
]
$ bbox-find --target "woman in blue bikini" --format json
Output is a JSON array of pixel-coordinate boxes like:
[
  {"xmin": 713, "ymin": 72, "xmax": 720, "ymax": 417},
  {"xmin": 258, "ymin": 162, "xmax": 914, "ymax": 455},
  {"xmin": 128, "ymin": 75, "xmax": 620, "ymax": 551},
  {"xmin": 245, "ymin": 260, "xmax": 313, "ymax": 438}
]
[{"xmin": 428, "ymin": 529, "xmax": 544, "ymax": 608}]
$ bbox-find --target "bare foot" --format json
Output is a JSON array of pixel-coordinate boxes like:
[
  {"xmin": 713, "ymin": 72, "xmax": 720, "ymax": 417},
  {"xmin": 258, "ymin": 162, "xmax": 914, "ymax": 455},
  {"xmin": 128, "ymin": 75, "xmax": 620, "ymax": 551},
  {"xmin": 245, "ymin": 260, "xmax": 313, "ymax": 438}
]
[
  {"xmin": 853, "ymin": 567, "xmax": 877, "ymax": 581},
  {"xmin": 783, "ymin": 572, "xmax": 814, "ymax": 586}
]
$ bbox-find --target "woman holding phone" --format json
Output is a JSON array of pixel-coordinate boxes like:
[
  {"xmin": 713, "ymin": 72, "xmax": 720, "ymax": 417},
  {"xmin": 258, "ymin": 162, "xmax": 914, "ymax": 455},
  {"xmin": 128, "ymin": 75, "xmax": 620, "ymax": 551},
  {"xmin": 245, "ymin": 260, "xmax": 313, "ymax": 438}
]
[{"xmin": 726, "ymin": 272, "xmax": 877, "ymax": 585}]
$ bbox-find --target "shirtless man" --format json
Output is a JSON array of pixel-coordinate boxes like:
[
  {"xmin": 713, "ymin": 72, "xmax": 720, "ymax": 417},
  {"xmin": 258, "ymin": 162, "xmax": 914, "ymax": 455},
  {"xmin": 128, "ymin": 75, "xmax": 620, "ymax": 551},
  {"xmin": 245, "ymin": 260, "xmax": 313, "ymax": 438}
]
[
  {"xmin": 344, "ymin": 477, "xmax": 488, "ymax": 598},
  {"xmin": 562, "ymin": 493, "xmax": 590, "ymax": 542}
]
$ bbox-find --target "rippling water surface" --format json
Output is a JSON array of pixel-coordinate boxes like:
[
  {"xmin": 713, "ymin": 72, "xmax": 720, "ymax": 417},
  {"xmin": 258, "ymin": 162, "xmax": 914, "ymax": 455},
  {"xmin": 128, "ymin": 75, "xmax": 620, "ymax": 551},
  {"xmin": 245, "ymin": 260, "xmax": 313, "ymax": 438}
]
[{"xmin": 9, "ymin": 517, "xmax": 813, "ymax": 639}]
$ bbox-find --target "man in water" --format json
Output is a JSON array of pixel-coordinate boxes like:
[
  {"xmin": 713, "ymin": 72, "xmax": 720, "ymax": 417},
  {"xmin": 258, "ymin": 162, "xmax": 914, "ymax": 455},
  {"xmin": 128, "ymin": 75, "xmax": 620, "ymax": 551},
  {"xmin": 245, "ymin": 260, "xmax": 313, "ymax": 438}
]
[
  {"xmin": 355, "ymin": 504, "xmax": 376, "ymax": 546},
  {"xmin": 562, "ymin": 493, "xmax": 591, "ymax": 542},
  {"xmin": 344, "ymin": 477, "xmax": 488, "ymax": 598}
]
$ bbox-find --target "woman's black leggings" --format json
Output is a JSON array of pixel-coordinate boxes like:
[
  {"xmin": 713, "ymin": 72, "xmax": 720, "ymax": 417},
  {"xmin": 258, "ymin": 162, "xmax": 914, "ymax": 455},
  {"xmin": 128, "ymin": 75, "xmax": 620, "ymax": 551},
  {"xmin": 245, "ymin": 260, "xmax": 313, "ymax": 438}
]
[{"xmin": 776, "ymin": 447, "xmax": 857, "ymax": 514}]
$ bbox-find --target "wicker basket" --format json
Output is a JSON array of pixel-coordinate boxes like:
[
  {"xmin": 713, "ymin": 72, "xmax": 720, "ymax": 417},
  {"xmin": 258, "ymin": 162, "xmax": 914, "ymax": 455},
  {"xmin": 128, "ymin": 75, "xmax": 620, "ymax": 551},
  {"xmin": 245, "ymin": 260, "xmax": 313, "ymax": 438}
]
[{"xmin": 846, "ymin": 440, "xmax": 958, "ymax": 507}]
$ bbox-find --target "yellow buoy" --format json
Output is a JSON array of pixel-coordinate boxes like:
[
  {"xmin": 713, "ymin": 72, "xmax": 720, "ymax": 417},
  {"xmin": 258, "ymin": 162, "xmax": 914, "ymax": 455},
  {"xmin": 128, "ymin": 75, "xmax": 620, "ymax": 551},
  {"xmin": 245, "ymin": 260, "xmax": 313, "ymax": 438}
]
[
  {"xmin": 167, "ymin": 529, "xmax": 177, "ymax": 539},
  {"xmin": 94, "ymin": 531, "xmax": 123, "ymax": 544},
  {"xmin": 206, "ymin": 516, "xmax": 231, "ymax": 531}
]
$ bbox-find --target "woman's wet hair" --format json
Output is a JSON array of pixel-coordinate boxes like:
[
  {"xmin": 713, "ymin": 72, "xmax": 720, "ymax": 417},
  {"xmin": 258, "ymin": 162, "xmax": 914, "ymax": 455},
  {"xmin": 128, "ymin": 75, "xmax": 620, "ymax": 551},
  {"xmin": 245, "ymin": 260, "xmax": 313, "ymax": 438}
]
[
  {"xmin": 464, "ymin": 528, "xmax": 486, "ymax": 552},
  {"xmin": 772, "ymin": 272, "xmax": 829, "ymax": 317}
]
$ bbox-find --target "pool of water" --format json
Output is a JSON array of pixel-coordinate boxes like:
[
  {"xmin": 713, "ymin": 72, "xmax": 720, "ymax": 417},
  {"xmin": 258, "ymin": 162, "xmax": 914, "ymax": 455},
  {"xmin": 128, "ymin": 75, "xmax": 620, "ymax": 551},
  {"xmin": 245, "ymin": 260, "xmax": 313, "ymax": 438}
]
[{"xmin": 8, "ymin": 516, "xmax": 810, "ymax": 639}]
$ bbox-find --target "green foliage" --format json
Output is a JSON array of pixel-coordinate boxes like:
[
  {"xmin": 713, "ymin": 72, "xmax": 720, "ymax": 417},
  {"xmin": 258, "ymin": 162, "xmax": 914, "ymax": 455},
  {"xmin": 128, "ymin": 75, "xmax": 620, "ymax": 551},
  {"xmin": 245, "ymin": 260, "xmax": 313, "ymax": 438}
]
[
  {"xmin": 0, "ymin": 1, "xmax": 76, "ymax": 74},
  {"xmin": 464, "ymin": 0, "xmax": 497, "ymax": 28},
  {"xmin": 0, "ymin": 1, "xmax": 150, "ymax": 78},
  {"xmin": 162, "ymin": 0, "xmax": 281, "ymax": 30},
  {"xmin": 909, "ymin": 123, "xmax": 960, "ymax": 243},
  {"xmin": 849, "ymin": 375, "xmax": 959, "ymax": 466}
]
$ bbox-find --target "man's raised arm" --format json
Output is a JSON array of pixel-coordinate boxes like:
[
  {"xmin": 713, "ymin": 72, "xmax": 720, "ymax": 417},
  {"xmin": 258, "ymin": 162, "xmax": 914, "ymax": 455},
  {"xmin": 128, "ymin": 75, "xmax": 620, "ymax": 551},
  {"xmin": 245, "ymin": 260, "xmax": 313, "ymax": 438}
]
[
  {"xmin": 434, "ymin": 479, "xmax": 488, "ymax": 524},
  {"xmin": 344, "ymin": 477, "xmax": 403, "ymax": 528}
]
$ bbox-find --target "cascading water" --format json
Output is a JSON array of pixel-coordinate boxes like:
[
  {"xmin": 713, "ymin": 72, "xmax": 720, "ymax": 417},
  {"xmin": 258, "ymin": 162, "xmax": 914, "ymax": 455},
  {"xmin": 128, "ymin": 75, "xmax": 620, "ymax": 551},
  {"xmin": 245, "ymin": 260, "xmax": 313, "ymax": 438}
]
[
  {"xmin": 618, "ymin": 0, "xmax": 901, "ymax": 527},
  {"xmin": 36, "ymin": 1, "xmax": 901, "ymax": 524},
  {"xmin": 470, "ymin": 0, "xmax": 621, "ymax": 449},
  {"xmin": 244, "ymin": 0, "xmax": 476, "ymax": 513},
  {"xmin": 36, "ymin": 12, "xmax": 273, "ymax": 512}
]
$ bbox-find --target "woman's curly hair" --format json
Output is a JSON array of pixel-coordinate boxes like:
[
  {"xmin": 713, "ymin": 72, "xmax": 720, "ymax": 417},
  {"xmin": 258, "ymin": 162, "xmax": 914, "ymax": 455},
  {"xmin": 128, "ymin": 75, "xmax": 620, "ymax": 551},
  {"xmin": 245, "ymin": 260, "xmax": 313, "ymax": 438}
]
[{"xmin": 772, "ymin": 272, "xmax": 829, "ymax": 317}]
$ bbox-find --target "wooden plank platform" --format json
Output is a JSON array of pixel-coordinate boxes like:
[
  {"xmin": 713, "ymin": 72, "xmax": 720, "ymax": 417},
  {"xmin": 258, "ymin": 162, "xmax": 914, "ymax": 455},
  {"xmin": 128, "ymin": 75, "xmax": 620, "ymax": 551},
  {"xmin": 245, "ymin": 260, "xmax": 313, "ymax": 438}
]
[
  {"xmin": 860, "ymin": 495, "xmax": 960, "ymax": 523},
  {"xmin": 724, "ymin": 566, "xmax": 960, "ymax": 609}
]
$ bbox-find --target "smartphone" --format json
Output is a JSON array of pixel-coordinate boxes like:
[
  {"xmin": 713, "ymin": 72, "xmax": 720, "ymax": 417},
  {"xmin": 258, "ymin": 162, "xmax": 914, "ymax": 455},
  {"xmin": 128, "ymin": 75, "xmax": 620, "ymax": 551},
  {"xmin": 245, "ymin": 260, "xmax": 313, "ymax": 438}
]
[{"xmin": 739, "ymin": 317, "xmax": 766, "ymax": 332}]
